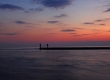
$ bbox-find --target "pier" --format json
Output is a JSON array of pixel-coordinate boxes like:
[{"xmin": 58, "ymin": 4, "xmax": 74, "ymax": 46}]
[{"xmin": 39, "ymin": 46, "xmax": 110, "ymax": 50}]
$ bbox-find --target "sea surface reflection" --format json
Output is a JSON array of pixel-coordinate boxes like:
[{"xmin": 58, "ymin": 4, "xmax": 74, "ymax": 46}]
[{"xmin": 0, "ymin": 50, "xmax": 110, "ymax": 80}]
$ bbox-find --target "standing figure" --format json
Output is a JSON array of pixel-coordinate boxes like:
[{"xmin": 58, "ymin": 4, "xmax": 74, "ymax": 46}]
[
  {"xmin": 47, "ymin": 44, "xmax": 49, "ymax": 48},
  {"xmin": 39, "ymin": 44, "xmax": 41, "ymax": 49}
]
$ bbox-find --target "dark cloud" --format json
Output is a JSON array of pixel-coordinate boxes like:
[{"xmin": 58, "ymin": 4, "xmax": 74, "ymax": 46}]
[
  {"xmin": 95, "ymin": 18, "xmax": 110, "ymax": 22},
  {"xmin": 104, "ymin": 8, "xmax": 110, "ymax": 12},
  {"xmin": 84, "ymin": 18, "xmax": 110, "ymax": 26},
  {"xmin": 54, "ymin": 14, "xmax": 67, "ymax": 18},
  {"xmin": 84, "ymin": 22, "xmax": 94, "ymax": 24},
  {"xmin": 95, "ymin": 19, "xmax": 103, "ymax": 22},
  {"xmin": 0, "ymin": 33, "xmax": 17, "ymax": 36},
  {"xmin": 0, "ymin": 4, "xmax": 24, "ymax": 10},
  {"xmin": 105, "ymin": 18, "xmax": 110, "ymax": 20},
  {"xmin": 25, "ymin": 8, "xmax": 43, "ymax": 13},
  {"xmin": 61, "ymin": 29, "xmax": 75, "ymax": 32},
  {"xmin": 99, "ymin": 24, "xmax": 105, "ymax": 25},
  {"xmin": 47, "ymin": 21, "xmax": 59, "ymax": 24},
  {"xmin": 5, "ymin": 33, "xmax": 18, "ymax": 35},
  {"xmin": 74, "ymin": 28, "xmax": 84, "ymax": 30},
  {"xmin": 108, "ymin": 30, "xmax": 110, "ymax": 32},
  {"xmin": 32, "ymin": 0, "xmax": 73, "ymax": 9},
  {"xmin": 15, "ymin": 21, "xmax": 30, "ymax": 24},
  {"xmin": 73, "ymin": 34, "xmax": 89, "ymax": 37}
]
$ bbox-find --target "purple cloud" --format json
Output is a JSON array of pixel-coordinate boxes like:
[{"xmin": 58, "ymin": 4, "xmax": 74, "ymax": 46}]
[
  {"xmin": 25, "ymin": 8, "xmax": 43, "ymax": 13},
  {"xmin": 31, "ymin": 0, "xmax": 73, "ymax": 9},
  {"xmin": 15, "ymin": 21, "xmax": 30, "ymax": 24},
  {"xmin": 54, "ymin": 14, "xmax": 67, "ymax": 18},
  {"xmin": 99, "ymin": 24, "xmax": 105, "ymax": 25},
  {"xmin": 47, "ymin": 21, "xmax": 59, "ymax": 24},
  {"xmin": 0, "ymin": 4, "xmax": 24, "ymax": 10},
  {"xmin": 84, "ymin": 22, "xmax": 94, "ymax": 24},
  {"xmin": 104, "ymin": 8, "xmax": 110, "ymax": 12},
  {"xmin": 95, "ymin": 19, "xmax": 103, "ymax": 22},
  {"xmin": 61, "ymin": 29, "xmax": 75, "ymax": 32},
  {"xmin": 5, "ymin": 33, "xmax": 18, "ymax": 35},
  {"xmin": 0, "ymin": 32, "xmax": 17, "ymax": 36}
]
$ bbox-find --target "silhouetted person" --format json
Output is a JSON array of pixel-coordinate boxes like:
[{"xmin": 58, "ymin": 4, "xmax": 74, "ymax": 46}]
[
  {"xmin": 39, "ymin": 44, "xmax": 41, "ymax": 49},
  {"xmin": 47, "ymin": 44, "xmax": 49, "ymax": 48}
]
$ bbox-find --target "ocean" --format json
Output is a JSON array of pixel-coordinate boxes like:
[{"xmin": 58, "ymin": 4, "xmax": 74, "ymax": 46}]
[{"xmin": 0, "ymin": 48, "xmax": 110, "ymax": 80}]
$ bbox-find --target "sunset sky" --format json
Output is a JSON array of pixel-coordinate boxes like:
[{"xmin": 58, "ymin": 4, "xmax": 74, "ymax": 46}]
[{"xmin": 0, "ymin": 0, "xmax": 110, "ymax": 47}]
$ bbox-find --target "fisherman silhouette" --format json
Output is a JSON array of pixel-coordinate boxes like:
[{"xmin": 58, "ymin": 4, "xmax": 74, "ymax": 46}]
[{"xmin": 47, "ymin": 44, "xmax": 49, "ymax": 48}]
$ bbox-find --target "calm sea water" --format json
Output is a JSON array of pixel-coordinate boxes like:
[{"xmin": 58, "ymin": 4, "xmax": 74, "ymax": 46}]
[{"xmin": 0, "ymin": 48, "xmax": 110, "ymax": 80}]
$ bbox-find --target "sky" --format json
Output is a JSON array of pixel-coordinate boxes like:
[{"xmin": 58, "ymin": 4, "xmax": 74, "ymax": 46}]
[{"xmin": 0, "ymin": 0, "xmax": 110, "ymax": 47}]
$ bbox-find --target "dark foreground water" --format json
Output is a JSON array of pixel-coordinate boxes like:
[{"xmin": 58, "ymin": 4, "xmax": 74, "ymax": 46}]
[{"xmin": 0, "ymin": 49, "xmax": 110, "ymax": 80}]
